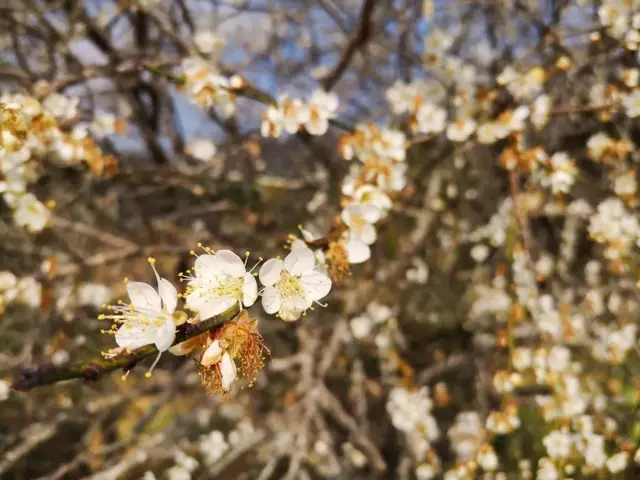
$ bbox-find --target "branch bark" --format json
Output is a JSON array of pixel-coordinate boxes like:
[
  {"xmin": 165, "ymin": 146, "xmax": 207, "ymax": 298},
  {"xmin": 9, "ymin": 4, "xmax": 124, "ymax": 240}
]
[
  {"xmin": 11, "ymin": 305, "xmax": 241, "ymax": 392},
  {"xmin": 321, "ymin": 0, "xmax": 377, "ymax": 91}
]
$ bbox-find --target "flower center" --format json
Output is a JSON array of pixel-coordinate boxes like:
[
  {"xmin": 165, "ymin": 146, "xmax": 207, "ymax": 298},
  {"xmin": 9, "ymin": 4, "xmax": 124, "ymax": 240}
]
[
  {"xmin": 211, "ymin": 276, "xmax": 244, "ymax": 300},
  {"xmin": 351, "ymin": 215, "xmax": 366, "ymax": 232},
  {"xmin": 275, "ymin": 270, "xmax": 304, "ymax": 298}
]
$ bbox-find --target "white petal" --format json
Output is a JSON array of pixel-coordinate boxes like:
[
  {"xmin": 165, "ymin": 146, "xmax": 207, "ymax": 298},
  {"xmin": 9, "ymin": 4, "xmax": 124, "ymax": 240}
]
[
  {"xmin": 261, "ymin": 285, "xmax": 282, "ymax": 314},
  {"xmin": 196, "ymin": 296, "xmax": 238, "ymax": 320},
  {"xmin": 154, "ymin": 316, "xmax": 176, "ymax": 352},
  {"xmin": 242, "ymin": 273, "xmax": 258, "ymax": 307},
  {"xmin": 360, "ymin": 204, "xmax": 382, "ymax": 223},
  {"xmin": 290, "ymin": 295, "xmax": 312, "ymax": 310},
  {"xmin": 127, "ymin": 282, "xmax": 161, "ymax": 311},
  {"xmin": 115, "ymin": 322, "xmax": 155, "ymax": 350},
  {"xmin": 220, "ymin": 352, "xmax": 237, "ymax": 390},
  {"xmin": 345, "ymin": 241, "xmax": 370, "ymax": 264},
  {"xmin": 194, "ymin": 254, "xmax": 224, "ymax": 278},
  {"xmin": 279, "ymin": 303, "xmax": 303, "ymax": 322},
  {"xmin": 284, "ymin": 248, "xmax": 315, "ymax": 276},
  {"xmin": 259, "ymin": 258, "xmax": 284, "ymax": 286},
  {"xmin": 201, "ymin": 339, "xmax": 223, "ymax": 366},
  {"xmin": 215, "ymin": 250, "xmax": 246, "ymax": 277},
  {"xmin": 340, "ymin": 207, "xmax": 353, "ymax": 227},
  {"xmin": 300, "ymin": 272, "xmax": 332, "ymax": 301},
  {"xmin": 356, "ymin": 223, "xmax": 377, "ymax": 245},
  {"xmin": 158, "ymin": 278, "xmax": 178, "ymax": 313}
]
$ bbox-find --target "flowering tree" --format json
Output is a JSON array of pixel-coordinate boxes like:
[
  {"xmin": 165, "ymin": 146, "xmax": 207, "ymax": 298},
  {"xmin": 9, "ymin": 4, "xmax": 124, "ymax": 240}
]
[{"xmin": 2, "ymin": 0, "xmax": 640, "ymax": 478}]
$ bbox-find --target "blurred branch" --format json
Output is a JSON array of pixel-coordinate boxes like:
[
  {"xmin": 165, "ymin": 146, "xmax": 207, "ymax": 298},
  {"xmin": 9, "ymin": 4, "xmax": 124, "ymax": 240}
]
[
  {"xmin": 11, "ymin": 306, "xmax": 241, "ymax": 391},
  {"xmin": 321, "ymin": 0, "xmax": 377, "ymax": 91}
]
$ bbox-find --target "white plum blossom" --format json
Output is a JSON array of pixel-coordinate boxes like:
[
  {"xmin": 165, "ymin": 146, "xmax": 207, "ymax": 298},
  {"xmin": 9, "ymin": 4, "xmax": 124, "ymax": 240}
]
[
  {"xmin": 259, "ymin": 247, "xmax": 331, "ymax": 321},
  {"xmin": 186, "ymin": 138, "xmax": 217, "ymax": 162},
  {"xmin": 42, "ymin": 93, "xmax": 79, "ymax": 122},
  {"xmin": 13, "ymin": 193, "xmax": 50, "ymax": 233},
  {"xmin": 102, "ymin": 260, "xmax": 178, "ymax": 374},
  {"xmin": 543, "ymin": 429, "xmax": 572, "ymax": 459},
  {"xmin": 261, "ymin": 95, "xmax": 309, "ymax": 137},
  {"xmin": 185, "ymin": 250, "xmax": 258, "ymax": 319},
  {"xmin": 199, "ymin": 430, "xmax": 229, "ymax": 464},
  {"xmin": 413, "ymin": 102, "xmax": 447, "ymax": 134},
  {"xmin": 341, "ymin": 203, "xmax": 381, "ymax": 246},
  {"xmin": 446, "ymin": 118, "xmax": 476, "ymax": 142},
  {"xmin": 623, "ymin": 89, "xmax": 640, "ymax": 117},
  {"xmin": 194, "ymin": 31, "xmax": 224, "ymax": 55},
  {"xmin": 305, "ymin": 90, "xmax": 339, "ymax": 135},
  {"xmin": 200, "ymin": 339, "xmax": 237, "ymax": 391}
]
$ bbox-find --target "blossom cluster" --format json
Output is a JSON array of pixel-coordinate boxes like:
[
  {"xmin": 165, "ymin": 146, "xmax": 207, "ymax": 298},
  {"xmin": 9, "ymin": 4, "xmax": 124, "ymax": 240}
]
[
  {"xmin": 0, "ymin": 93, "xmax": 117, "ymax": 232},
  {"xmin": 261, "ymin": 90, "xmax": 339, "ymax": 137}
]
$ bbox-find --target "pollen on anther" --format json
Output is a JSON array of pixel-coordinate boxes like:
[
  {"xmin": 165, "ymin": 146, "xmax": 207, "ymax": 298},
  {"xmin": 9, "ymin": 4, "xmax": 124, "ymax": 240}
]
[{"xmin": 148, "ymin": 257, "xmax": 156, "ymax": 264}]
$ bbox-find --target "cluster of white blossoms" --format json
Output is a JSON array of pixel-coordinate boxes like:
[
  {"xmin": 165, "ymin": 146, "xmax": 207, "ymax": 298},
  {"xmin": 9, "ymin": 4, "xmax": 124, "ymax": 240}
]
[
  {"xmin": 597, "ymin": 0, "xmax": 640, "ymax": 50},
  {"xmin": 386, "ymin": 387, "xmax": 441, "ymax": 479},
  {"xmin": 588, "ymin": 197, "xmax": 640, "ymax": 263},
  {"xmin": 260, "ymin": 90, "xmax": 339, "ymax": 137},
  {"xmin": 445, "ymin": 412, "xmax": 498, "ymax": 476},
  {"xmin": 336, "ymin": 124, "xmax": 407, "ymax": 263},
  {"xmin": 101, "ymin": 245, "xmax": 331, "ymax": 390},
  {"xmin": 181, "ymin": 56, "xmax": 238, "ymax": 117},
  {"xmin": 0, "ymin": 270, "xmax": 42, "ymax": 314},
  {"xmin": 0, "ymin": 93, "xmax": 117, "ymax": 233}
]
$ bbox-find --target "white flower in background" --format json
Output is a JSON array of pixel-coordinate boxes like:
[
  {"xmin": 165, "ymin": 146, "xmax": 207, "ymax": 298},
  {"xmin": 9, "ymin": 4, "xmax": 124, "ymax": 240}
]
[
  {"xmin": 447, "ymin": 411, "xmax": 484, "ymax": 461},
  {"xmin": 279, "ymin": 95, "xmax": 309, "ymax": 134},
  {"xmin": 101, "ymin": 260, "xmax": 178, "ymax": 373},
  {"xmin": 387, "ymin": 387, "xmax": 440, "ymax": 443},
  {"xmin": 15, "ymin": 276, "xmax": 42, "ymax": 309},
  {"xmin": 0, "ymin": 271, "xmax": 17, "ymax": 299},
  {"xmin": 305, "ymin": 90, "xmax": 339, "ymax": 135},
  {"xmin": 91, "ymin": 111, "xmax": 118, "ymax": 137},
  {"xmin": 182, "ymin": 57, "xmax": 235, "ymax": 116},
  {"xmin": 531, "ymin": 94, "xmax": 551, "ymax": 129},
  {"xmin": 385, "ymin": 80, "xmax": 419, "ymax": 115},
  {"xmin": 0, "ymin": 379, "xmax": 10, "ymax": 401},
  {"xmin": 424, "ymin": 29, "xmax": 454, "ymax": 55},
  {"xmin": 77, "ymin": 283, "xmax": 112, "ymax": 308},
  {"xmin": 200, "ymin": 340, "xmax": 237, "ymax": 391},
  {"xmin": 446, "ymin": 118, "xmax": 476, "ymax": 142},
  {"xmin": 199, "ymin": 430, "xmax": 229, "ymax": 464},
  {"xmin": 543, "ymin": 430, "xmax": 572, "ymax": 459},
  {"xmin": 606, "ymin": 451, "xmax": 629, "ymax": 473},
  {"xmin": 583, "ymin": 434, "xmax": 607, "ymax": 468},
  {"xmin": 261, "ymin": 104, "xmax": 284, "ymax": 138},
  {"xmin": 539, "ymin": 152, "xmax": 577, "ymax": 194},
  {"xmin": 413, "ymin": 102, "xmax": 447, "ymax": 134},
  {"xmin": 352, "ymin": 184, "xmax": 392, "ymax": 213},
  {"xmin": 185, "ymin": 250, "xmax": 258, "ymax": 319},
  {"xmin": 194, "ymin": 31, "xmax": 224, "ymax": 55},
  {"xmin": 228, "ymin": 421, "xmax": 256, "ymax": 447},
  {"xmin": 185, "ymin": 138, "xmax": 217, "ymax": 162},
  {"xmin": 623, "ymin": 89, "xmax": 640, "ymax": 117},
  {"xmin": 614, "ymin": 169, "xmax": 637, "ymax": 199},
  {"xmin": 476, "ymin": 122, "xmax": 510, "ymax": 144},
  {"xmin": 589, "ymin": 197, "xmax": 640, "ymax": 259},
  {"xmin": 342, "ymin": 203, "xmax": 381, "ymax": 246},
  {"xmin": 477, "ymin": 444, "xmax": 499, "ymax": 471},
  {"xmin": 350, "ymin": 314, "xmax": 373, "ymax": 339},
  {"xmin": 406, "ymin": 256, "xmax": 429, "ymax": 284},
  {"xmin": 13, "ymin": 193, "xmax": 50, "ymax": 233},
  {"xmin": 42, "ymin": 93, "xmax": 79, "ymax": 122},
  {"xmin": 259, "ymin": 247, "xmax": 331, "ymax": 321}
]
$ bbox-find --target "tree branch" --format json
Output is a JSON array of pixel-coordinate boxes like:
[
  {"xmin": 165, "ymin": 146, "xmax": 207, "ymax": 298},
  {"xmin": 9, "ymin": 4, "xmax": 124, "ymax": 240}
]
[
  {"xmin": 11, "ymin": 305, "xmax": 241, "ymax": 392},
  {"xmin": 321, "ymin": 0, "xmax": 377, "ymax": 91}
]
